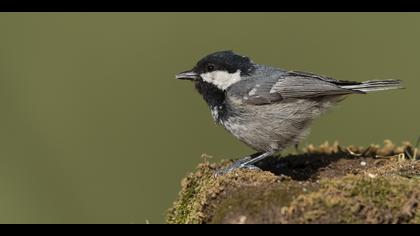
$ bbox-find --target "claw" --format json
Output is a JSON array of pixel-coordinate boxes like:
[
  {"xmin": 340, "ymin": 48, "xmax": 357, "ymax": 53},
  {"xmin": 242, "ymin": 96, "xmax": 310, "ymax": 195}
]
[
  {"xmin": 214, "ymin": 152, "xmax": 272, "ymax": 176},
  {"xmin": 214, "ymin": 162, "xmax": 261, "ymax": 176},
  {"xmin": 214, "ymin": 157, "xmax": 252, "ymax": 176}
]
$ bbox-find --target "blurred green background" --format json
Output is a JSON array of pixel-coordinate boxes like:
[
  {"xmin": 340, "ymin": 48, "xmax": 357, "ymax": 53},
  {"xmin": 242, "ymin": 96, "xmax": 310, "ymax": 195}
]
[{"xmin": 0, "ymin": 13, "xmax": 418, "ymax": 223}]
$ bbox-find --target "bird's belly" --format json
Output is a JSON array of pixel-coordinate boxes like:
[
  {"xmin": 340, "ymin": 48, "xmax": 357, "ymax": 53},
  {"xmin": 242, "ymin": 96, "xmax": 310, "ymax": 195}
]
[
  {"xmin": 221, "ymin": 114, "xmax": 305, "ymax": 152},
  {"xmin": 220, "ymin": 99, "xmax": 337, "ymax": 152}
]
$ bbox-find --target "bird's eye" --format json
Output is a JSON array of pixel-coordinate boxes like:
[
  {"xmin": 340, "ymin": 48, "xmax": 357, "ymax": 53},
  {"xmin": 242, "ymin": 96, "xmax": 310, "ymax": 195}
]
[{"xmin": 207, "ymin": 64, "xmax": 215, "ymax": 72}]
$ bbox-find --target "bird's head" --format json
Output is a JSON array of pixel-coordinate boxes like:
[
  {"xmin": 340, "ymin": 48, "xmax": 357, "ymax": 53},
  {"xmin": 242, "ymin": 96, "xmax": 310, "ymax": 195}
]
[{"xmin": 176, "ymin": 50, "xmax": 255, "ymax": 90}]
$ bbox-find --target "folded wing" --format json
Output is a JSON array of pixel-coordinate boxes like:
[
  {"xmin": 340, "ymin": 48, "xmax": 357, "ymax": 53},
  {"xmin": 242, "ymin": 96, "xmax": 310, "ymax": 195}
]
[{"xmin": 241, "ymin": 70, "xmax": 363, "ymax": 105}]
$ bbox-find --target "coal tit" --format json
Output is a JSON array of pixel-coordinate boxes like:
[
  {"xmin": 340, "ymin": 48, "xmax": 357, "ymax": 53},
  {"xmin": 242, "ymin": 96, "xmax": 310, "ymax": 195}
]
[{"xmin": 176, "ymin": 50, "xmax": 403, "ymax": 175}]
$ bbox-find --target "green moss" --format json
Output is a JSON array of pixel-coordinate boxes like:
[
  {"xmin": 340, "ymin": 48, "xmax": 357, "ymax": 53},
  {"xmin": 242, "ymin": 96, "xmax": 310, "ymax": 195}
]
[
  {"xmin": 208, "ymin": 175, "xmax": 420, "ymax": 224},
  {"xmin": 210, "ymin": 180, "xmax": 316, "ymax": 224},
  {"xmin": 166, "ymin": 161, "xmax": 216, "ymax": 224},
  {"xmin": 167, "ymin": 141, "xmax": 420, "ymax": 224},
  {"xmin": 283, "ymin": 176, "xmax": 420, "ymax": 223},
  {"xmin": 166, "ymin": 160, "xmax": 280, "ymax": 223}
]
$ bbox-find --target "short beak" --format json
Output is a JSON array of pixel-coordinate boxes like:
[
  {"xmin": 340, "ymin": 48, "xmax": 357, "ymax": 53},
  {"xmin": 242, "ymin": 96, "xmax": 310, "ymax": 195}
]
[{"xmin": 175, "ymin": 70, "xmax": 200, "ymax": 81}]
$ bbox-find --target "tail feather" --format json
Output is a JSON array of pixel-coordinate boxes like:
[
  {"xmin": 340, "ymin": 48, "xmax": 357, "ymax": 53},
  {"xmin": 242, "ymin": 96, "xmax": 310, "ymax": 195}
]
[{"xmin": 340, "ymin": 79, "xmax": 403, "ymax": 93}]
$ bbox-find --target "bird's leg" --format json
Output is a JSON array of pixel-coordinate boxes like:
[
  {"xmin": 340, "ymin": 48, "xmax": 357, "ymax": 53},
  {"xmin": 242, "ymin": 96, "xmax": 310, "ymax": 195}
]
[
  {"xmin": 294, "ymin": 143, "xmax": 299, "ymax": 152},
  {"xmin": 215, "ymin": 152, "xmax": 273, "ymax": 176}
]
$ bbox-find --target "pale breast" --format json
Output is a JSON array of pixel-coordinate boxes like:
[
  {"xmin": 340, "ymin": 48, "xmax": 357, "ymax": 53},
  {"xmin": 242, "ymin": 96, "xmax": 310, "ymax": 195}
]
[{"xmin": 218, "ymin": 97, "xmax": 339, "ymax": 152}]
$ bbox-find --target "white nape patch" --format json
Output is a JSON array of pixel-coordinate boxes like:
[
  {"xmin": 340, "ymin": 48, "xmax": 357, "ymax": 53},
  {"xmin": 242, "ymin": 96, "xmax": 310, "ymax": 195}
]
[
  {"xmin": 248, "ymin": 88, "xmax": 257, "ymax": 96},
  {"xmin": 211, "ymin": 107, "xmax": 219, "ymax": 120},
  {"xmin": 201, "ymin": 70, "xmax": 241, "ymax": 90}
]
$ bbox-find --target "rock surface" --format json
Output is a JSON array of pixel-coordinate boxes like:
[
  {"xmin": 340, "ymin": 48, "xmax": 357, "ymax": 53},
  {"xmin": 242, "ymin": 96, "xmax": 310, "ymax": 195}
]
[{"xmin": 167, "ymin": 140, "xmax": 420, "ymax": 224}]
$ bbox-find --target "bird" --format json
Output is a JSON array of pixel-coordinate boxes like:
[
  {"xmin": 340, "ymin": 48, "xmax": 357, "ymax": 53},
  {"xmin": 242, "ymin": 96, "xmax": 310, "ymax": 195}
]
[{"xmin": 175, "ymin": 50, "xmax": 403, "ymax": 175}]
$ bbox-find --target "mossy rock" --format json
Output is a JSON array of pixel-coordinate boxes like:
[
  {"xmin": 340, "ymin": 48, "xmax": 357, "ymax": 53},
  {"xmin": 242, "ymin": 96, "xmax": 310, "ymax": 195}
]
[{"xmin": 167, "ymin": 140, "xmax": 420, "ymax": 224}]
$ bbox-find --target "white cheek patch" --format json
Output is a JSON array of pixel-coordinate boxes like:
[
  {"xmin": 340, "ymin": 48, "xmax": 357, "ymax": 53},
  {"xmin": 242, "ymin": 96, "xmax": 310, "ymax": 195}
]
[{"xmin": 201, "ymin": 70, "xmax": 241, "ymax": 90}]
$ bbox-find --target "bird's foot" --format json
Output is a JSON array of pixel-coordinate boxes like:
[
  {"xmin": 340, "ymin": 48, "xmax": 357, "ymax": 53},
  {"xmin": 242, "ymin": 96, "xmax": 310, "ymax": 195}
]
[
  {"xmin": 214, "ymin": 152, "xmax": 274, "ymax": 177},
  {"xmin": 214, "ymin": 157, "xmax": 262, "ymax": 176}
]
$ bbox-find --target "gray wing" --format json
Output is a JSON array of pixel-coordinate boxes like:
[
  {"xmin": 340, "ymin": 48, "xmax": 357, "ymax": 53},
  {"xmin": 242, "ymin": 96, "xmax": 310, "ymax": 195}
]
[{"xmin": 231, "ymin": 70, "xmax": 364, "ymax": 105}]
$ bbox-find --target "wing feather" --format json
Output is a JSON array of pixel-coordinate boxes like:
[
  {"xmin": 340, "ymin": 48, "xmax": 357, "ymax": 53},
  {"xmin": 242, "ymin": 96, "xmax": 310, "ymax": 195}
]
[{"xmin": 236, "ymin": 70, "xmax": 363, "ymax": 105}]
